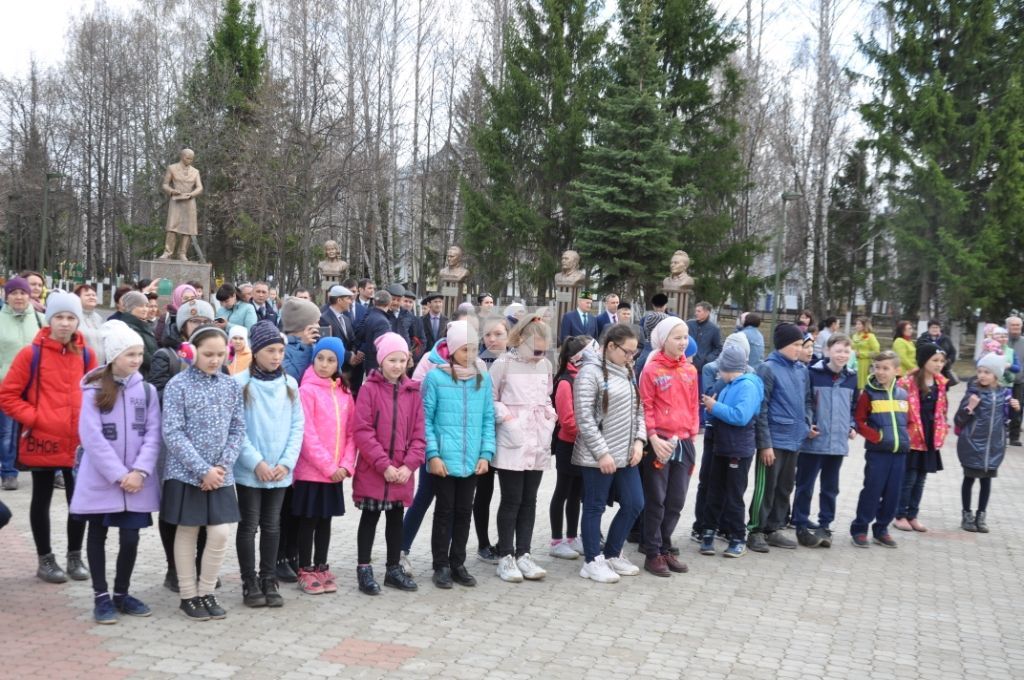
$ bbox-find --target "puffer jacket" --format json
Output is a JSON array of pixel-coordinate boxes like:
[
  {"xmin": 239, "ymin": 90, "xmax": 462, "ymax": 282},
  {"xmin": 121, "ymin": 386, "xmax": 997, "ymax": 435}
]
[
  {"xmin": 572, "ymin": 349, "xmax": 647, "ymax": 468},
  {"xmin": 421, "ymin": 346, "xmax": 496, "ymax": 478},
  {"xmin": 955, "ymin": 380, "xmax": 1011, "ymax": 473},
  {"xmin": 0, "ymin": 303, "xmax": 44, "ymax": 381},
  {"xmin": 352, "ymin": 370, "xmax": 426, "ymax": 506},
  {"xmin": 70, "ymin": 370, "xmax": 161, "ymax": 515},
  {"xmin": 639, "ymin": 350, "xmax": 699, "ymax": 442},
  {"xmin": 0, "ymin": 328, "xmax": 97, "ymax": 468},
  {"xmin": 898, "ymin": 371, "xmax": 949, "ymax": 451},
  {"xmin": 295, "ymin": 366, "xmax": 357, "ymax": 483},
  {"xmin": 755, "ymin": 351, "xmax": 811, "ymax": 451},
  {"xmin": 854, "ymin": 376, "xmax": 910, "ymax": 454},
  {"xmin": 489, "ymin": 349, "xmax": 556, "ymax": 472},
  {"xmin": 232, "ymin": 370, "xmax": 305, "ymax": 488},
  {"xmin": 801, "ymin": 359, "xmax": 858, "ymax": 456},
  {"xmin": 708, "ymin": 372, "xmax": 764, "ymax": 457}
]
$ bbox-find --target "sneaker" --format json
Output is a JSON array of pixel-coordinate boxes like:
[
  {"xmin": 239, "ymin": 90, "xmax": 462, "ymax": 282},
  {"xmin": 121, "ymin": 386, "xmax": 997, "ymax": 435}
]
[
  {"xmin": 200, "ymin": 594, "xmax": 226, "ymax": 619},
  {"xmin": 65, "ymin": 551, "xmax": 90, "ymax": 581},
  {"xmin": 699, "ymin": 530, "xmax": 716, "ymax": 556},
  {"xmin": 94, "ymin": 593, "xmax": 117, "ymax": 625},
  {"xmin": 851, "ymin": 533, "xmax": 870, "ymax": 548},
  {"xmin": 451, "ymin": 565, "xmax": 477, "ymax": 587},
  {"xmin": 384, "ymin": 565, "xmax": 418, "ymax": 591},
  {"xmin": 796, "ymin": 528, "xmax": 822, "ymax": 548},
  {"xmin": 606, "ymin": 554, "xmax": 640, "ymax": 576},
  {"xmin": 766, "ymin": 532, "xmax": 797, "ymax": 549},
  {"xmin": 873, "ymin": 533, "xmax": 898, "ymax": 549},
  {"xmin": 179, "ymin": 596, "xmax": 210, "ymax": 621},
  {"xmin": 569, "ymin": 537, "xmax": 584, "ymax": 555},
  {"xmin": 807, "ymin": 521, "xmax": 820, "ymax": 529},
  {"xmin": 262, "ymin": 577, "xmax": 285, "ymax": 607},
  {"xmin": 357, "ymin": 565, "xmax": 381, "ymax": 595},
  {"xmin": 1, "ymin": 476, "xmax": 17, "ymax": 490},
  {"xmin": 975, "ymin": 511, "xmax": 989, "ymax": 533},
  {"xmin": 243, "ymin": 575, "xmax": 268, "ymax": 606},
  {"xmin": 579, "ymin": 555, "xmax": 620, "ymax": 583},
  {"xmin": 275, "ymin": 557, "xmax": 298, "ymax": 583},
  {"xmin": 723, "ymin": 540, "xmax": 746, "ymax": 558},
  {"xmin": 36, "ymin": 553, "xmax": 67, "ymax": 584},
  {"xmin": 892, "ymin": 517, "xmax": 913, "ymax": 532},
  {"xmin": 296, "ymin": 568, "xmax": 324, "ymax": 596},
  {"xmin": 477, "ymin": 546, "xmax": 500, "ymax": 564},
  {"xmin": 550, "ymin": 539, "xmax": 580, "ymax": 560},
  {"xmin": 163, "ymin": 568, "xmax": 179, "ymax": 593},
  {"xmin": 432, "ymin": 567, "xmax": 453, "ymax": 589},
  {"xmin": 663, "ymin": 553, "xmax": 688, "ymax": 573},
  {"xmin": 497, "ymin": 555, "xmax": 524, "ymax": 583},
  {"xmin": 516, "ymin": 554, "xmax": 547, "ymax": 580},
  {"xmin": 690, "ymin": 529, "xmax": 701, "ymax": 544},
  {"xmin": 317, "ymin": 565, "xmax": 338, "ymax": 593},
  {"xmin": 113, "ymin": 594, "xmax": 151, "ymax": 617},
  {"xmin": 400, "ymin": 551, "xmax": 414, "ymax": 577},
  {"xmin": 962, "ymin": 510, "xmax": 977, "ymax": 532},
  {"xmin": 908, "ymin": 518, "xmax": 928, "ymax": 532},
  {"xmin": 814, "ymin": 527, "xmax": 833, "ymax": 548},
  {"xmin": 53, "ymin": 471, "xmax": 65, "ymax": 489},
  {"xmin": 644, "ymin": 554, "xmax": 671, "ymax": 577},
  {"xmin": 746, "ymin": 532, "xmax": 770, "ymax": 553}
]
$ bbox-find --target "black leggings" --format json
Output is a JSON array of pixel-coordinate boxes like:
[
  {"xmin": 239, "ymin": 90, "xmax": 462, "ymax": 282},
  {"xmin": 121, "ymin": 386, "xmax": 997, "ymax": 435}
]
[
  {"xmin": 87, "ymin": 521, "xmax": 140, "ymax": 594},
  {"xmin": 549, "ymin": 471, "xmax": 582, "ymax": 540},
  {"xmin": 473, "ymin": 468, "xmax": 495, "ymax": 548},
  {"xmin": 297, "ymin": 516, "xmax": 333, "ymax": 569},
  {"xmin": 278, "ymin": 486, "xmax": 299, "ymax": 562},
  {"xmin": 962, "ymin": 477, "xmax": 992, "ymax": 513},
  {"xmin": 357, "ymin": 507, "xmax": 404, "ymax": 567},
  {"xmin": 158, "ymin": 518, "xmax": 206, "ymax": 572},
  {"xmin": 497, "ymin": 469, "xmax": 543, "ymax": 557},
  {"xmin": 30, "ymin": 468, "xmax": 84, "ymax": 555}
]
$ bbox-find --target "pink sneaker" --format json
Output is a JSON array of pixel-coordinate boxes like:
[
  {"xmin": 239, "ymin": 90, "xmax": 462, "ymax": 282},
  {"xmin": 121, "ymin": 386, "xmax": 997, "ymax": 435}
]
[
  {"xmin": 318, "ymin": 566, "xmax": 338, "ymax": 594},
  {"xmin": 297, "ymin": 568, "xmax": 324, "ymax": 595},
  {"xmin": 892, "ymin": 518, "xmax": 913, "ymax": 532}
]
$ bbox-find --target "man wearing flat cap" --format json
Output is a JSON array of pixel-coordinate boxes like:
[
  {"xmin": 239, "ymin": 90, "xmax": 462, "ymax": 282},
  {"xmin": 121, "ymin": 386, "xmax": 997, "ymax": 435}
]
[
  {"xmin": 421, "ymin": 292, "xmax": 447, "ymax": 350},
  {"xmin": 559, "ymin": 289, "xmax": 599, "ymax": 343}
]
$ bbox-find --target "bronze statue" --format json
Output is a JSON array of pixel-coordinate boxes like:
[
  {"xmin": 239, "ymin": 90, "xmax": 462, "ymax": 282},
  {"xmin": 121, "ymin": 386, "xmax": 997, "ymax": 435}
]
[
  {"xmin": 662, "ymin": 250, "xmax": 694, "ymax": 291},
  {"xmin": 554, "ymin": 250, "xmax": 586, "ymax": 287},
  {"xmin": 317, "ymin": 240, "xmax": 349, "ymax": 296},
  {"xmin": 438, "ymin": 245, "xmax": 470, "ymax": 283},
  {"xmin": 159, "ymin": 148, "xmax": 204, "ymax": 261}
]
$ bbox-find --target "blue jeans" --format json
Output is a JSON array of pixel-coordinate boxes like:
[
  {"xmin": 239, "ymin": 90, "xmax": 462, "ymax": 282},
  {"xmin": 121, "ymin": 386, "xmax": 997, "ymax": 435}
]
[
  {"xmin": 851, "ymin": 451, "xmax": 906, "ymax": 537},
  {"xmin": 897, "ymin": 464, "xmax": 927, "ymax": 520},
  {"xmin": 401, "ymin": 464, "xmax": 435, "ymax": 553},
  {"xmin": 580, "ymin": 465, "xmax": 644, "ymax": 563},
  {"xmin": 792, "ymin": 453, "xmax": 844, "ymax": 530},
  {"xmin": 0, "ymin": 411, "xmax": 19, "ymax": 480}
]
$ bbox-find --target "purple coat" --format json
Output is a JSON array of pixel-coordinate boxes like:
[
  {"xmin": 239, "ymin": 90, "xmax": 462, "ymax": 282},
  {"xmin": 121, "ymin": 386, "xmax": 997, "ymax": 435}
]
[
  {"xmin": 70, "ymin": 369, "xmax": 162, "ymax": 515},
  {"xmin": 352, "ymin": 370, "xmax": 426, "ymax": 506}
]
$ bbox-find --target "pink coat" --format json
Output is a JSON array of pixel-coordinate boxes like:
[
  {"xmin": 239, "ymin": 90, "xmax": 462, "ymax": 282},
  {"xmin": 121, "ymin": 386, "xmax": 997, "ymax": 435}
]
[
  {"xmin": 294, "ymin": 367, "xmax": 357, "ymax": 483},
  {"xmin": 489, "ymin": 349, "xmax": 557, "ymax": 471},
  {"xmin": 352, "ymin": 370, "xmax": 427, "ymax": 506}
]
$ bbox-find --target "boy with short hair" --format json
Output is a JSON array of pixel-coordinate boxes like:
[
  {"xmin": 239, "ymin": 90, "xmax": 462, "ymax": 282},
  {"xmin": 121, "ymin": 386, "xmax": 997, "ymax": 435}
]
[{"xmin": 850, "ymin": 350, "xmax": 910, "ymax": 548}]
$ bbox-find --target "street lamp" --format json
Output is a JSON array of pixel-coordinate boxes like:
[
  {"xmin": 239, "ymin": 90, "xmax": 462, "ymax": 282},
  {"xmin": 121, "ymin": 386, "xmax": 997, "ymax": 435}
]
[
  {"xmin": 39, "ymin": 171, "xmax": 62, "ymax": 275},
  {"xmin": 770, "ymin": 191, "xmax": 803, "ymax": 335}
]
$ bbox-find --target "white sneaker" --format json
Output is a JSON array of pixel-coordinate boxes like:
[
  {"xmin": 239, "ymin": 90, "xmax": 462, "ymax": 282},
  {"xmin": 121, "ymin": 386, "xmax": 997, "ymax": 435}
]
[
  {"xmin": 579, "ymin": 555, "xmax": 620, "ymax": 583},
  {"xmin": 516, "ymin": 553, "xmax": 547, "ymax": 580},
  {"xmin": 606, "ymin": 553, "xmax": 640, "ymax": 576},
  {"xmin": 569, "ymin": 537, "xmax": 584, "ymax": 555},
  {"xmin": 399, "ymin": 551, "xmax": 413, "ymax": 577},
  {"xmin": 550, "ymin": 540, "xmax": 579, "ymax": 560},
  {"xmin": 496, "ymin": 554, "xmax": 524, "ymax": 583}
]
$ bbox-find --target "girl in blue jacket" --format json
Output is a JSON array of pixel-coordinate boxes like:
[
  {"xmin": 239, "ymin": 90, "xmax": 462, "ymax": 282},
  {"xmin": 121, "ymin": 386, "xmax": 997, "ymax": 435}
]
[
  {"xmin": 233, "ymin": 321, "xmax": 305, "ymax": 609},
  {"xmin": 421, "ymin": 320, "xmax": 496, "ymax": 590}
]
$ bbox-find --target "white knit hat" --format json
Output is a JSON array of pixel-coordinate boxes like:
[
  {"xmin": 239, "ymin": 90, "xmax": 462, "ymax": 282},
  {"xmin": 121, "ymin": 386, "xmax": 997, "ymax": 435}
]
[
  {"xmin": 44, "ymin": 290, "xmax": 83, "ymax": 324},
  {"xmin": 977, "ymin": 352, "xmax": 1005, "ymax": 378},
  {"xmin": 101, "ymin": 320, "xmax": 143, "ymax": 364}
]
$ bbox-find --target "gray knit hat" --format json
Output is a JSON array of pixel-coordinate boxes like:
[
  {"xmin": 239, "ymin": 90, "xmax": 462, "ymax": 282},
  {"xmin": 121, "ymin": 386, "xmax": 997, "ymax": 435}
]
[{"xmin": 718, "ymin": 342, "xmax": 748, "ymax": 373}]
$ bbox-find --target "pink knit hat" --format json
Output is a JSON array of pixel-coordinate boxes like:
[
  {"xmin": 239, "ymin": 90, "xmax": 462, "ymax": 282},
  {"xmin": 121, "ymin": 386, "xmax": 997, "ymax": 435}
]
[
  {"xmin": 445, "ymin": 320, "xmax": 475, "ymax": 354},
  {"xmin": 374, "ymin": 332, "xmax": 409, "ymax": 362}
]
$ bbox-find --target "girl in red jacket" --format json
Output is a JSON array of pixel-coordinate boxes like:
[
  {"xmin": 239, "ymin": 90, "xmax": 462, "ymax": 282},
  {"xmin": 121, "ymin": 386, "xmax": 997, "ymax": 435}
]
[
  {"xmin": 638, "ymin": 317, "xmax": 699, "ymax": 577},
  {"xmin": 0, "ymin": 292, "xmax": 96, "ymax": 583},
  {"xmin": 352, "ymin": 333, "xmax": 426, "ymax": 595}
]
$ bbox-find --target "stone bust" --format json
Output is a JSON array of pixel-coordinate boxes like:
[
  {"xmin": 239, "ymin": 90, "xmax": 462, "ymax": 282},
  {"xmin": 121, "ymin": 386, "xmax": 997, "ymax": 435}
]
[
  {"xmin": 438, "ymin": 245, "xmax": 470, "ymax": 283},
  {"xmin": 554, "ymin": 249, "xmax": 585, "ymax": 287},
  {"xmin": 317, "ymin": 240, "xmax": 349, "ymax": 292},
  {"xmin": 662, "ymin": 250, "xmax": 694, "ymax": 291}
]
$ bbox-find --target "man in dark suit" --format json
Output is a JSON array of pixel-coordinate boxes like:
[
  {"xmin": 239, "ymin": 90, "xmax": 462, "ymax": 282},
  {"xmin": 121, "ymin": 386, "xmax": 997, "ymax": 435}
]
[
  {"xmin": 559, "ymin": 289, "xmax": 599, "ymax": 343},
  {"xmin": 352, "ymin": 278, "xmax": 375, "ymax": 328},
  {"xmin": 251, "ymin": 281, "xmax": 279, "ymax": 325},
  {"xmin": 400, "ymin": 288, "xmax": 426, "ymax": 363},
  {"xmin": 359, "ymin": 289, "xmax": 396, "ymax": 372},
  {"xmin": 421, "ymin": 292, "xmax": 447, "ymax": 350},
  {"xmin": 594, "ymin": 293, "xmax": 620, "ymax": 339}
]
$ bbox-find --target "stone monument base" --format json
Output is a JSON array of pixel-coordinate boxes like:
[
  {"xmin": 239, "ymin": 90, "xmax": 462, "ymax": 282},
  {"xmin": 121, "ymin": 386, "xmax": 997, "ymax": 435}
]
[{"xmin": 139, "ymin": 259, "xmax": 212, "ymax": 305}]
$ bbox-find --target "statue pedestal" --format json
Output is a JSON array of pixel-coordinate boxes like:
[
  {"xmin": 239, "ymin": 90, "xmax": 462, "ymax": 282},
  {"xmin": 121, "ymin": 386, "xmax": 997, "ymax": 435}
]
[
  {"xmin": 553, "ymin": 285, "xmax": 580, "ymax": 327},
  {"xmin": 440, "ymin": 282, "xmax": 466, "ymax": 318},
  {"xmin": 140, "ymin": 259, "xmax": 212, "ymax": 306},
  {"xmin": 664, "ymin": 288, "xmax": 693, "ymax": 320}
]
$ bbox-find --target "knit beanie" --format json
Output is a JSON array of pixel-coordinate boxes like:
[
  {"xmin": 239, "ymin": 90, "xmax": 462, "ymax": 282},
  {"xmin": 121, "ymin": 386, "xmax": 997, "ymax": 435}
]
[
  {"xmin": 375, "ymin": 332, "xmax": 409, "ymax": 363},
  {"xmin": 228, "ymin": 325, "xmax": 249, "ymax": 345},
  {"xmin": 189, "ymin": 325, "xmax": 228, "ymax": 348},
  {"xmin": 121, "ymin": 291, "xmax": 148, "ymax": 315},
  {"xmin": 643, "ymin": 312, "xmax": 668, "ymax": 339},
  {"xmin": 100, "ymin": 320, "xmax": 143, "ymax": 364},
  {"xmin": 44, "ymin": 290, "xmax": 83, "ymax": 324},
  {"xmin": 313, "ymin": 336, "xmax": 347, "ymax": 364},
  {"xmin": 176, "ymin": 299, "xmax": 216, "ymax": 330},
  {"xmin": 724, "ymin": 329, "xmax": 750, "ymax": 356},
  {"xmin": 4, "ymin": 277, "xmax": 30, "ymax": 296},
  {"xmin": 977, "ymin": 352, "xmax": 1006, "ymax": 378},
  {"xmin": 249, "ymin": 320, "xmax": 284, "ymax": 355},
  {"xmin": 773, "ymin": 322, "xmax": 804, "ymax": 350},
  {"xmin": 916, "ymin": 342, "xmax": 945, "ymax": 369},
  {"xmin": 445, "ymin": 320, "xmax": 476, "ymax": 354},
  {"xmin": 650, "ymin": 317, "xmax": 686, "ymax": 352},
  {"xmin": 171, "ymin": 284, "xmax": 197, "ymax": 310},
  {"xmin": 718, "ymin": 342, "xmax": 748, "ymax": 373},
  {"xmin": 280, "ymin": 297, "xmax": 322, "ymax": 335}
]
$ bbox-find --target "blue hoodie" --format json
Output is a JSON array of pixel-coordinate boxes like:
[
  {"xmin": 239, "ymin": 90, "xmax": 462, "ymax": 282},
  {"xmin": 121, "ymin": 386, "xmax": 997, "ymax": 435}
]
[{"xmin": 709, "ymin": 372, "xmax": 765, "ymax": 457}]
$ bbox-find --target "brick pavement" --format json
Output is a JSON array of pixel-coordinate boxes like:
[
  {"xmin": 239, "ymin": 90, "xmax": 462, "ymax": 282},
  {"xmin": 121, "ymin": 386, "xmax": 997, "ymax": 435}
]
[{"xmin": 1, "ymin": 382, "xmax": 1023, "ymax": 679}]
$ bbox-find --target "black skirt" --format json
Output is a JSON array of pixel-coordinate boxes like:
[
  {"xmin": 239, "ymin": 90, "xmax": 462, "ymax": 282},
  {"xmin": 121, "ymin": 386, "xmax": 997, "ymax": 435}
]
[
  {"xmin": 963, "ymin": 466, "xmax": 998, "ymax": 479},
  {"xmin": 71, "ymin": 511, "xmax": 152, "ymax": 529},
  {"xmin": 160, "ymin": 480, "xmax": 240, "ymax": 526},
  {"xmin": 291, "ymin": 480, "xmax": 347, "ymax": 518},
  {"xmin": 553, "ymin": 439, "xmax": 582, "ymax": 477},
  {"xmin": 907, "ymin": 449, "xmax": 943, "ymax": 474}
]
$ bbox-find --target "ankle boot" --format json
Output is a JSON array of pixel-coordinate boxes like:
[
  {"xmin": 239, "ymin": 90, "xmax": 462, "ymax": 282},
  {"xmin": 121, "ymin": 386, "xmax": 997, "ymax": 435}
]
[
  {"xmin": 242, "ymin": 575, "xmax": 266, "ymax": 607},
  {"xmin": 961, "ymin": 510, "xmax": 977, "ymax": 532},
  {"xmin": 65, "ymin": 551, "xmax": 90, "ymax": 581},
  {"xmin": 383, "ymin": 564, "xmax": 418, "ymax": 591},
  {"xmin": 357, "ymin": 565, "xmax": 381, "ymax": 595},
  {"xmin": 37, "ymin": 553, "xmax": 68, "ymax": 583},
  {"xmin": 261, "ymin": 576, "xmax": 284, "ymax": 607},
  {"xmin": 974, "ymin": 511, "xmax": 989, "ymax": 533}
]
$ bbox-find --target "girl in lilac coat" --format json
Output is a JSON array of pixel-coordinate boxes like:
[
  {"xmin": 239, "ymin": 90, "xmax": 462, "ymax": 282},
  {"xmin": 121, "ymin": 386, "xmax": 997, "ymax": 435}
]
[
  {"xmin": 352, "ymin": 333, "xmax": 426, "ymax": 595},
  {"xmin": 70, "ymin": 321, "xmax": 161, "ymax": 624}
]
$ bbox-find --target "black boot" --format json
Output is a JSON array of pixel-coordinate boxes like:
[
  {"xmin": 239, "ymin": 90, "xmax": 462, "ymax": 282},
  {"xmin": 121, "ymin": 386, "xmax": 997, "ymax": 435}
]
[
  {"xmin": 383, "ymin": 565, "xmax": 418, "ymax": 591},
  {"xmin": 432, "ymin": 567, "xmax": 453, "ymax": 589},
  {"xmin": 357, "ymin": 565, "xmax": 381, "ymax": 595},
  {"xmin": 974, "ymin": 511, "xmax": 989, "ymax": 533},
  {"xmin": 66, "ymin": 551, "xmax": 90, "ymax": 581},
  {"xmin": 262, "ymin": 577, "xmax": 284, "ymax": 607},
  {"xmin": 962, "ymin": 510, "xmax": 977, "ymax": 532},
  {"xmin": 37, "ymin": 553, "xmax": 67, "ymax": 584},
  {"xmin": 242, "ymin": 575, "xmax": 266, "ymax": 607},
  {"xmin": 163, "ymin": 568, "xmax": 179, "ymax": 593},
  {"xmin": 275, "ymin": 557, "xmax": 298, "ymax": 583}
]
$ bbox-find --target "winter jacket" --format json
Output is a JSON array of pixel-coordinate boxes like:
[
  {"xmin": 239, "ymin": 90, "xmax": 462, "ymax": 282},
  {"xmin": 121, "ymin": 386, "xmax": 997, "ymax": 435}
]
[
  {"xmin": 572, "ymin": 350, "xmax": 647, "ymax": 468},
  {"xmin": 232, "ymin": 370, "xmax": 304, "ymax": 488},
  {"xmin": 892, "ymin": 337, "xmax": 917, "ymax": 376},
  {"xmin": 898, "ymin": 371, "xmax": 949, "ymax": 451},
  {"xmin": 708, "ymin": 372, "xmax": 764, "ymax": 457},
  {"xmin": 161, "ymin": 366, "xmax": 245, "ymax": 487},
  {"xmin": 358, "ymin": 307, "xmax": 394, "ymax": 372},
  {"xmin": 489, "ymin": 349, "xmax": 557, "ymax": 472},
  {"xmin": 852, "ymin": 332, "xmax": 880, "ymax": 389},
  {"xmin": 738, "ymin": 327, "xmax": 765, "ymax": 369},
  {"xmin": 412, "ymin": 340, "xmax": 448, "ymax": 383},
  {"xmin": 954, "ymin": 380, "xmax": 1012, "ymax": 473},
  {"xmin": 686, "ymin": 318, "xmax": 722, "ymax": 369},
  {"xmin": 854, "ymin": 377, "xmax": 910, "ymax": 454},
  {"xmin": 0, "ymin": 329, "xmax": 97, "ymax": 468},
  {"xmin": 216, "ymin": 301, "xmax": 257, "ymax": 332},
  {"xmin": 120, "ymin": 313, "xmax": 158, "ymax": 378},
  {"xmin": 801, "ymin": 359, "xmax": 858, "ymax": 456},
  {"xmin": 284, "ymin": 336, "xmax": 314, "ymax": 384},
  {"xmin": 0, "ymin": 303, "xmax": 44, "ymax": 381},
  {"xmin": 78, "ymin": 310, "xmax": 108, "ymax": 365},
  {"xmin": 352, "ymin": 370, "xmax": 426, "ymax": 506},
  {"xmin": 295, "ymin": 366, "xmax": 357, "ymax": 484},
  {"xmin": 754, "ymin": 351, "xmax": 811, "ymax": 451},
  {"xmin": 639, "ymin": 350, "xmax": 700, "ymax": 442},
  {"xmin": 421, "ymin": 347, "xmax": 496, "ymax": 478},
  {"xmin": 554, "ymin": 364, "xmax": 580, "ymax": 444},
  {"xmin": 70, "ymin": 370, "xmax": 161, "ymax": 515}
]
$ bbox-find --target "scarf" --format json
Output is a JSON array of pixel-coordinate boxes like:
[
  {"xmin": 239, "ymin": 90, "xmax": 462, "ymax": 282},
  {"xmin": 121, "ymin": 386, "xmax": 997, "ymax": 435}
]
[
  {"xmin": 440, "ymin": 357, "xmax": 487, "ymax": 381},
  {"xmin": 250, "ymin": 363, "xmax": 284, "ymax": 382}
]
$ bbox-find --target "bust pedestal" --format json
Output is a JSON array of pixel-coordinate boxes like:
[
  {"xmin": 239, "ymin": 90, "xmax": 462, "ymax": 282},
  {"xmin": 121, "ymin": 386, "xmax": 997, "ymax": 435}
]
[
  {"xmin": 663, "ymin": 288, "xmax": 693, "ymax": 320},
  {"xmin": 440, "ymin": 282, "xmax": 466, "ymax": 319},
  {"xmin": 553, "ymin": 285, "xmax": 580, "ymax": 327},
  {"xmin": 140, "ymin": 259, "xmax": 212, "ymax": 306}
]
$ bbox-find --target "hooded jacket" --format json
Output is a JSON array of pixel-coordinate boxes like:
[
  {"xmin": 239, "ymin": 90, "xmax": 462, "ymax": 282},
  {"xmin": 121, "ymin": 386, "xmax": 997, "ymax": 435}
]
[
  {"xmin": 854, "ymin": 376, "xmax": 910, "ymax": 454},
  {"xmin": 571, "ymin": 349, "xmax": 647, "ymax": 468},
  {"xmin": 639, "ymin": 350, "xmax": 700, "ymax": 442},
  {"xmin": 352, "ymin": 370, "xmax": 426, "ymax": 506},
  {"xmin": 232, "ymin": 369, "xmax": 305, "ymax": 488},
  {"xmin": 70, "ymin": 370, "xmax": 161, "ymax": 515},
  {"xmin": 554, "ymin": 363, "xmax": 580, "ymax": 444},
  {"xmin": 0, "ymin": 302, "xmax": 44, "ymax": 381},
  {"xmin": 754, "ymin": 350, "xmax": 811, "ymax": 451},
  {"xmin": 954, "ymin": 380, "xmax": 1011, "ymax": 473},
  {"xmin": 708, "ymin": 372, "xmax": 764, "ymax": 457},
  {"xmin": 295, "ymin": 365, "xmax": 358, "ymax": 484},
  {"xmin": 489, "ymin": 349, "xmax": 557, "ymax": 472},
  {"xmin": 800, "ymin": 358, "xmax": 858, "ymax": 456}
]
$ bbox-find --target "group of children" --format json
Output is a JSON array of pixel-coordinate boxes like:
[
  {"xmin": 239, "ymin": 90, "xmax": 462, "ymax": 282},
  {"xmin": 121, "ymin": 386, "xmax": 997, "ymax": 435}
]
[{"xmin": 0, "ymin": 291, "xmax": 1017, "ymax": 626}]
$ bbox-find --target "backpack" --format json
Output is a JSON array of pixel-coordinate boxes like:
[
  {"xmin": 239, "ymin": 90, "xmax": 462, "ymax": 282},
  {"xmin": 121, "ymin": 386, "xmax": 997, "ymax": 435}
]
[
  {"xmin": 21, "ymin": 343, "xmax": 91, "ymax": 402},
  {"xmin": 550, "ymin": 372, "xmax": 576, "ymax": 450}
]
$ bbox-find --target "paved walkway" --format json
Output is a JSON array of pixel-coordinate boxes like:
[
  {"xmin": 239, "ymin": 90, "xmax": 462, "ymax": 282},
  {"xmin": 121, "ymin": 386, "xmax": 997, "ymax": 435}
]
[{"xmin": 2, "ymin": 383, "xmax": 1023, "ymax": 679}]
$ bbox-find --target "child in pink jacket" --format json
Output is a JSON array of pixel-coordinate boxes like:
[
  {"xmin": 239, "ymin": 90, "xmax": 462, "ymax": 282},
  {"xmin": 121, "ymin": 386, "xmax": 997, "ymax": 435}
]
[
  {"xmin": 294, "ymin": 337, "xmax": 356, "ymax": 595},
  {"xmin": 352, "ymin": 333, "xmax": 426, "ymax": 595}
]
